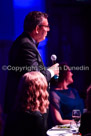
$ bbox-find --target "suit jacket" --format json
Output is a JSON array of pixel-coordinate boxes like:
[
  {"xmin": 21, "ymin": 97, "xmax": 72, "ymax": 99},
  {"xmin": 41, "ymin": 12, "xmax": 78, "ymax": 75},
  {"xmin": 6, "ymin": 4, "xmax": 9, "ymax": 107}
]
[
  {"xmin": 4, "ymin": 110, "xmax": 46, "ymax": 136},
  {"xmin": 4, "ymin": 32, "xmax": 51, "ymax": 114}
]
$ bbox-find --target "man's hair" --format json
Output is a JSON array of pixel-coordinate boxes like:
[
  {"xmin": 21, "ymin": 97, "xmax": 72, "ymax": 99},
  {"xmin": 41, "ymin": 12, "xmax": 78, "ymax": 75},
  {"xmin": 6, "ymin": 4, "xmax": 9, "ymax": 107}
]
[
  {"xmin": 16, "ymin": 71, "xmax": 49, "ymax": 113},
  {"xmin": 24, "ymin": 11, "xmax": 48, "ymax": 33}
]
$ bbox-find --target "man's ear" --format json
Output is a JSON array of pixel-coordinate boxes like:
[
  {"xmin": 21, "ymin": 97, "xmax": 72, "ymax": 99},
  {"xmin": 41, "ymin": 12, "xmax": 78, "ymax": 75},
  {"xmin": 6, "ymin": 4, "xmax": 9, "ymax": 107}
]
[{"xmin": 35, "ymin": 25, "xmax": 40, "ymax": 34}]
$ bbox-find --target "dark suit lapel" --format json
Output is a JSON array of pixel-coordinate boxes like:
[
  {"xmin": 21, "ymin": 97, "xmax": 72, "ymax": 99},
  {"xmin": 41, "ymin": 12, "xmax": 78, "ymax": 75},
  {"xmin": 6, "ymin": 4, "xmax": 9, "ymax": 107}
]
[{"xmin": 22, "ymin": 36, "xmax": 44, "ymax": 66}]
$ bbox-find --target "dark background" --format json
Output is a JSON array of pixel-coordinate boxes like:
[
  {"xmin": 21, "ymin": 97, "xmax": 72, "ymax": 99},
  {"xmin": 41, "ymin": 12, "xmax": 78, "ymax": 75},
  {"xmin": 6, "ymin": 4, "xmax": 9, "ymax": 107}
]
[
  {"xmin": 0, "ymin": 0, "xmax": 91, "ymax": 108},
  {"xmin": 45, "ymin": 0, "xmax": 91, "ymax": 97}
]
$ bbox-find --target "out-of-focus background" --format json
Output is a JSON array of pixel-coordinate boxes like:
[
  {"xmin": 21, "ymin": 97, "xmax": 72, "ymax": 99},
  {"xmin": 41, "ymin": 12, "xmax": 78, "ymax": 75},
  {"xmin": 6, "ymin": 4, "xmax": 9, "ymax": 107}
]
[{"xmin": 0, "ymin": 0, "xmax": 91, "ymax": 108}]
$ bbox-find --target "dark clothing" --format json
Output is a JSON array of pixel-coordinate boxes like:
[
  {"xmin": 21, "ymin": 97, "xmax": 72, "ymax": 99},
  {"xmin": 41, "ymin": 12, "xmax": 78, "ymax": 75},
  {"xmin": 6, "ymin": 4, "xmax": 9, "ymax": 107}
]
[
  {"xmin": 79, "ymin": 112, "xmax": 91, "ymax": 135},
  {"xmin": 4, "ymin": 111, "xmax": 46, "ymax": 136},
  {"xmin": 4, "ymin": 32, "xmax": 51, "ymax": 114},
  {"xmin": 48, "ymin": 87, "xmax": 84, "ymax": 128}
]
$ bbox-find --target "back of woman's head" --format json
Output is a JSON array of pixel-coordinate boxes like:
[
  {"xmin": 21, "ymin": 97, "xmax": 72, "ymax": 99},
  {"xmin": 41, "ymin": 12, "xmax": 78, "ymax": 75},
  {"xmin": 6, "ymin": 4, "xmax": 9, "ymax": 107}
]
[
  {"xmin": 16, "ymin": 71, "xmax": 49, "ymax": 113},
  {"xmin": 59, "ymin": 63, "xmax": 70, "ymax": 82},
  {"xmin": 86, "ymin": 85, "xmax": 91, "ymax": 112},
  {"xmin": 51, "ymin": 63, "xmax": 70, "ymax": 86}
]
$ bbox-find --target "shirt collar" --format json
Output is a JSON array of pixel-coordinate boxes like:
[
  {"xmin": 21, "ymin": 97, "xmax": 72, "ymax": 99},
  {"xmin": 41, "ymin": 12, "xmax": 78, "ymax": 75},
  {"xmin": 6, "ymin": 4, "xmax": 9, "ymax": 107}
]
[
  {"xmin": 23, "ymin": 32, "xmax": 39, "ymax": 47},
  {"xmin": 31, "ymin": 37, "xmax": 39, "ymax": 47}
]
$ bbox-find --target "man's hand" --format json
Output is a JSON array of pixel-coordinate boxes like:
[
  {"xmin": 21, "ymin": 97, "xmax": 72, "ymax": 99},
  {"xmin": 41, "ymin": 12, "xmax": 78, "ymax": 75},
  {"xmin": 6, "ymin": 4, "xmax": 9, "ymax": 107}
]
[{"xmin": 48, "ymin": 63, "xmax": 59, "ymax": 77}]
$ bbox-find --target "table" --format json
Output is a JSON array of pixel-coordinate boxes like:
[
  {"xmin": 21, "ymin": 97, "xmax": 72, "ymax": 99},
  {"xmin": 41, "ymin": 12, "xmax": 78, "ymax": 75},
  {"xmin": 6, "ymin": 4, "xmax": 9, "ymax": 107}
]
[{"xmin": 46, "ymin": 124, "xmax": 81, "ymax": 136}]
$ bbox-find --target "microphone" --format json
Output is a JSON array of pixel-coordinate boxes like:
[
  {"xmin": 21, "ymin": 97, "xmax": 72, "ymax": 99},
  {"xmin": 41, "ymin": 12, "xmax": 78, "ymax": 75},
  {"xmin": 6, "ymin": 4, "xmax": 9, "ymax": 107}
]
[
  {"xmin": 51, "ymin": 54, "xmax": 57, "ymax": 64},
  {"xmin": 51, "ymin": 54, "xmax": 59, "ymax": 80}
]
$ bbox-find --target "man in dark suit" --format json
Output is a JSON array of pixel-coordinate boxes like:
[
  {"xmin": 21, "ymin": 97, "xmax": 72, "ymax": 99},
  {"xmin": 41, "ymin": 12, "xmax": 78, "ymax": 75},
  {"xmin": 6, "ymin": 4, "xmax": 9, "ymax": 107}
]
[{"xmin": 4, "ymin": 11, "xmax": 59, "ymax": 123}]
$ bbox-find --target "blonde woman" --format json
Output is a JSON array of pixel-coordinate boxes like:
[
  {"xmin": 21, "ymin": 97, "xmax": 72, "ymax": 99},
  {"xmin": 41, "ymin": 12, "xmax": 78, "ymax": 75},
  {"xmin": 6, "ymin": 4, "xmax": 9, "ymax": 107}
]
[{"xmin": 4, "ymin": 71, "xmax": 49, "ymax": 136}]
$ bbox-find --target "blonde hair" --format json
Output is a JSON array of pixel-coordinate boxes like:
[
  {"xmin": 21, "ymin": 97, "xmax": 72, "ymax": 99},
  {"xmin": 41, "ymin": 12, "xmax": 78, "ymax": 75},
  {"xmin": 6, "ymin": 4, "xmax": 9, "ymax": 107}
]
[{"xmin": 16, "ymin": 72, "xmax": 49, "ymax": 113}]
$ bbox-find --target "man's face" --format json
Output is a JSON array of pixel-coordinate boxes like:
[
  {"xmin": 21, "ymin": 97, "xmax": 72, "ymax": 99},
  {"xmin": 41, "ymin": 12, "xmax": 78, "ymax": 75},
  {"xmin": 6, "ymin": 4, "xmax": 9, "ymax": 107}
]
[{"xmin": 36, "ymin": 17, "xmax": 50, "ymax": 42}]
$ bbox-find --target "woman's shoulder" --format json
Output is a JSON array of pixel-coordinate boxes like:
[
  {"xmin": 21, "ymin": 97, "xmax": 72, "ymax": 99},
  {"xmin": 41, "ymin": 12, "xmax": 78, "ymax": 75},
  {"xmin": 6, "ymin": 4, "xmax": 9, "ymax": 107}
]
[
  {"xmin": 9, "ymin": 110, "xmax": 42, "ymax": 120},
  {"xmin": 69, "ymin": 87, "xmax": 79, "ymax": 94},
  {"xmin": 13, "ymin": 111, "xmax": 43, "ymax": 126},
  {"xmin": 81, "ymin": 112, "xmax": 91, "ymax": 124},
  {"xmin": 50, "ymin": 87, "xmax": 61, "ymax": 97},
  {"xmin": 24, "ymin": 110, "xmax": 42, "ymax": 118},
  {"xmin": 68, "ymin": 87, "xmax": 77, "ymax": 91},
  {"xmin": 82, "ymin": 112, "xmax": 91, "ymax": 118},
  {"xmin": 50, "ymin": 87, "xmax": 57, "ymax": 94}
]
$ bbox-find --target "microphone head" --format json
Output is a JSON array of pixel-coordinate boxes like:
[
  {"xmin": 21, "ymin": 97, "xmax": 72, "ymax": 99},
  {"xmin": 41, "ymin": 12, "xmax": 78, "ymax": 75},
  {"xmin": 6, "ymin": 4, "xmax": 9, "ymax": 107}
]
[{"xmin": 51, "ymin": 54, "xmax": 57, "ymax": 61}]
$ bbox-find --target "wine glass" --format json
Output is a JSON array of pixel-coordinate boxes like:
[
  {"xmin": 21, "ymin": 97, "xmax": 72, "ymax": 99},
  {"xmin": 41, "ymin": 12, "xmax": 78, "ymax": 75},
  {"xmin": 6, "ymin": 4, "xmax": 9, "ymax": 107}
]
[{"xmin": 72, "ymin": 109, "xmax": 81, "ymax": 130}]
